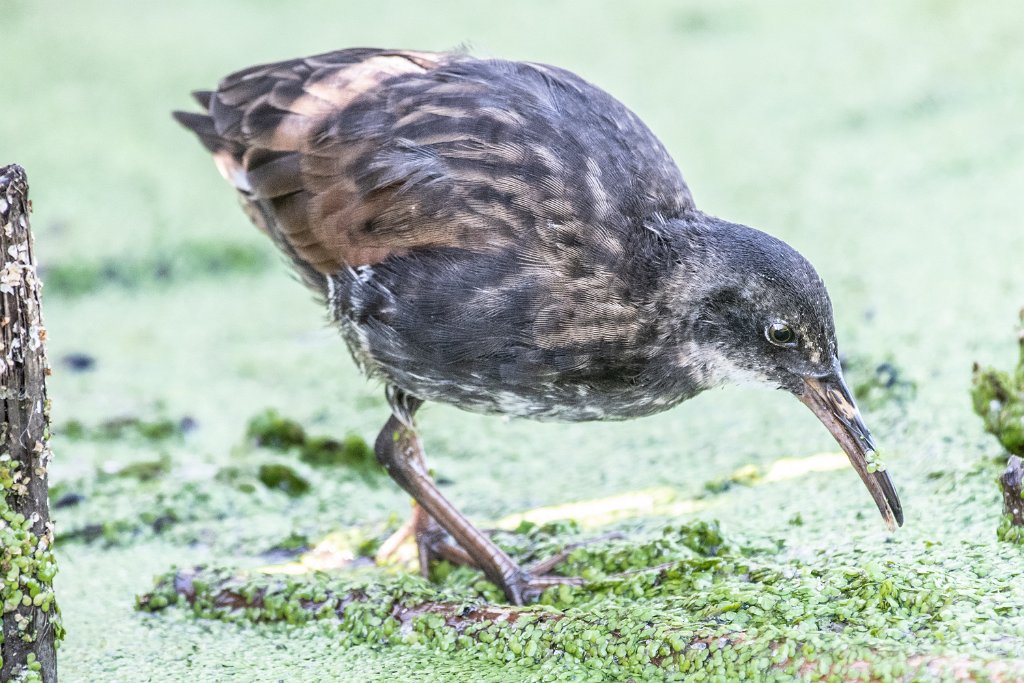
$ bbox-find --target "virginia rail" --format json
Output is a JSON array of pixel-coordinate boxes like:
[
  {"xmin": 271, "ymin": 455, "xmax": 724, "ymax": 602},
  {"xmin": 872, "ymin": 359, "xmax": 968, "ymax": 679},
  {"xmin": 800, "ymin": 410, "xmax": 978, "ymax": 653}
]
[{"xmin": 175, "ymin": 48, "xmax": 902, "ymax": 604}]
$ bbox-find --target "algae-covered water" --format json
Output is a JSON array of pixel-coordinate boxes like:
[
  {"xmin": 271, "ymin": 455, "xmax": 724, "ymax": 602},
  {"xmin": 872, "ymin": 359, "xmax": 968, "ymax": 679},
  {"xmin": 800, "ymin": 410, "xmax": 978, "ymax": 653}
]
[{"xmin": 4, "ymin": 1, "xmax": 1024, "ymax": 681}]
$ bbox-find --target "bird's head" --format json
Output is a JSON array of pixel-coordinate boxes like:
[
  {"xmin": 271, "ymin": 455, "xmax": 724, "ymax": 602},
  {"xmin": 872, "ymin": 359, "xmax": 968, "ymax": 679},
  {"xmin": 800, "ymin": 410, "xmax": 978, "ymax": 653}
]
[{"xmin": 676, "ymin": 216, "xmax": 903, "ymax": 530}]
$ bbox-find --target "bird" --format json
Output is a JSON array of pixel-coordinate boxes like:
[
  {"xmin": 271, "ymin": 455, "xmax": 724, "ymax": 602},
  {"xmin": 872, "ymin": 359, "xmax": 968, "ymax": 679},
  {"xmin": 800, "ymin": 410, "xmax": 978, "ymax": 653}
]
[{"xmin": 174, "ymin": 47, "xmax": 903, "ymax": 604}]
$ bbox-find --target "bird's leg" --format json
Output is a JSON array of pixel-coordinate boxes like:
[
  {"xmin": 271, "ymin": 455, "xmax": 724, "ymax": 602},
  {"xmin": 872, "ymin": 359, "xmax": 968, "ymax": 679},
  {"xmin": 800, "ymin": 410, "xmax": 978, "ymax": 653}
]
[
  {"xmin": 375, "ymin": 496, "xmax": 479, "ymax": 575},
  {"xmin": 374, "ymin": 390, "xmax": 477, "ymax": 573},
  {"xmin": 374, "ymin": 387, "xmax": 582, "ymax": 605},
  {"xmin": 374, "ymin": 392, "xmax": 518, "ymax": 592},
  {"xmin": 411, "ymin": 503, "xmax": 481, "ymax": 572}
]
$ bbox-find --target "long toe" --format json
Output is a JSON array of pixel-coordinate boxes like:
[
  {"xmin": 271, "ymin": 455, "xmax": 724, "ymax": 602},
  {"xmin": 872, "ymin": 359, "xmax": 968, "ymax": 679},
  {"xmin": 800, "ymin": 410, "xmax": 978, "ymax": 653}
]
[
  {"xmin": 375, "ymin": 515, "xmax": 417, "ymax": 565},
  {"xmin": 525, "ymin": 531, "xmax": 626, "ymax": 576},
  {"xmin": 416, "ymin": 525, "xmax": 479, "ymax": 574},
  {"xmin": 507, "ymin": 571, "xmax": 586, "ymax": 606},
  {"xmin": 376, "ymin": 503, "xmax": 482, "ymax": 575}
]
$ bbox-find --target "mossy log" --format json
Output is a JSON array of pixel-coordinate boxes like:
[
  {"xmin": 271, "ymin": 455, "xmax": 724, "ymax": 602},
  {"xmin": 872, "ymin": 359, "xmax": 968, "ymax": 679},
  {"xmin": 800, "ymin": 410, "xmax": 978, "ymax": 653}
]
[
  {"xmin": 140, "ymin": 566, "xmax": 1024, "ymax": 682},
  {"xmin": 971, "ymin": 310, "xmax": 1024, "ymax": 458},
  {"xmin": 1, "ymin": 165, "xmax": 59, "ymax": 683}
]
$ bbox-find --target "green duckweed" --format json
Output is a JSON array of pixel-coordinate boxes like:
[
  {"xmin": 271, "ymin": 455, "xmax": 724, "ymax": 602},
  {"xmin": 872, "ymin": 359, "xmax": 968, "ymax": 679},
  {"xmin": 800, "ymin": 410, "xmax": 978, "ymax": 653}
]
[
  {"xmin": 1, "ymin": 457, "xmax": 63, "ymax": 680},
  {"xmin": 246, "ymin": 409, "xmax": 378, "ymax": 471},
  {"xmin": 971, "ymin": 311, "xmax": 1024, "ymax": 457},
  {"xmin": 138, "ymin": 519, "xmax": 1024, "ymax": 682}
]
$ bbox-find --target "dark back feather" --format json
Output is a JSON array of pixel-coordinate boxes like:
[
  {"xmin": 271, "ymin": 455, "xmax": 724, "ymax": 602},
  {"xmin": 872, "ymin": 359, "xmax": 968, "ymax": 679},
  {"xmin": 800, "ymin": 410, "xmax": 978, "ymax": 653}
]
[{"xmin": 174, "ymin": 48, "xmax": 695, "ymax": 297}]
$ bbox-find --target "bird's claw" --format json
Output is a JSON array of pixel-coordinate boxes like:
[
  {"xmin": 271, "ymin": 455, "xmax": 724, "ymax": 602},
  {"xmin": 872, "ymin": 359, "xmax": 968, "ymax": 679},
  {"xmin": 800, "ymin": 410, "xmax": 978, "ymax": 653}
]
[
  {"xmin": 501, "ymin": 570, "xmax": 585, "ymax": 606},
  {"xmin": 378, "ymin": 504, "xmax": 610, "ymax": 604}
]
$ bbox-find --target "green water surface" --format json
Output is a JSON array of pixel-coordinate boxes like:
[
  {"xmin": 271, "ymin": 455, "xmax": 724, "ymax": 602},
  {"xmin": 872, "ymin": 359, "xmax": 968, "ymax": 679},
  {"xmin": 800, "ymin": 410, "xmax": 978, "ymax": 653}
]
[{"xmin": 3, "ymin": 1, "xmax": 1024, "ymax": 680}]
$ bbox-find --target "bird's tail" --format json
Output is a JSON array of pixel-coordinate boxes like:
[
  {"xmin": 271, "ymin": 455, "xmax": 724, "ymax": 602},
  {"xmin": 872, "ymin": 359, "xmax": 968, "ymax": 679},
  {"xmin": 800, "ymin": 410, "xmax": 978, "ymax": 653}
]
[
  {"xmin": 172, "ymin": 91, "xmax": 254, "ymax": 196},
  {"xmin": 172, "ymin": 92, "xmax": 329, "ymax": 296}
]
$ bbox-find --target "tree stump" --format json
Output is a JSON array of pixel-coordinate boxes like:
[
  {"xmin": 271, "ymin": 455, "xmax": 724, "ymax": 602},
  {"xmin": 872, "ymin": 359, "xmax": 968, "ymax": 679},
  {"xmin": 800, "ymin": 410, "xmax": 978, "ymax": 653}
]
[
  {"xmin": 0, "ymin": 164, "xmax": 59, "ymax": 683},
  {"xmin": 1002, "ymin": 455, "xmax": 1024, "ymax": 528}
]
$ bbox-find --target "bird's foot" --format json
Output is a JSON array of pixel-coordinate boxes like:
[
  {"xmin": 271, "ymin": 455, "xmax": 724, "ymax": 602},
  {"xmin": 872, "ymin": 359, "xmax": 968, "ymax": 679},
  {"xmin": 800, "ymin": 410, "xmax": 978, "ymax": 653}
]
[
  {"xmin": 389, "ymin": 515, "xmax": 622, "ymax": 574},
  {"xmin": 376, "ymin": 503, "xmax": 476, "ymax": 575},
  {"xmin": 374, "ymin": 513, "xmax": 416, "ymax": 565},
  {"xmin": 492, "ymin": 531, "xmax": 634, "ymax": 603},
  {"xmin": 522, "ymin": 531, "xmax": 625, "ymax": 574},
  {"xmin": 376, "ymin": 499, "xmax": 629, "ymax": 604},
  {"xmin": 499, "ymin": 570, "xmax": 585, "ymax": 606},
  {"xmin": 490, "ymin": 532, "xmax": 629, "ymax": 603},
  {"xmin": 376, "ymin": 507, "xmax": 609, "ymax": 603}
]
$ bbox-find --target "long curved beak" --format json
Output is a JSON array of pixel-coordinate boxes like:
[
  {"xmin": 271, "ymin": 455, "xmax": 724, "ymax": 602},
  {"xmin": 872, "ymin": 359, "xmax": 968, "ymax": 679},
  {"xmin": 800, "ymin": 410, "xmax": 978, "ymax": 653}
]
[{"xmin": 798, "ymin": 368, "xmax": 903, "ymax": 531}]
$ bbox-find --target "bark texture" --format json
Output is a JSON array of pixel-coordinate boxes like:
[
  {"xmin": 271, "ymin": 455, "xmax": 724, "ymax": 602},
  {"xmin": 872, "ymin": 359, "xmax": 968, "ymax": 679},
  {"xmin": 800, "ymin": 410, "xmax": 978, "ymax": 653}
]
[
  {"xmin": 0, "ymin": 164, "xmax": 58, "ymax": 683},
  {"xmin": 1001, "ymin": 455, "xmax": 1024, "ymax": 528}
]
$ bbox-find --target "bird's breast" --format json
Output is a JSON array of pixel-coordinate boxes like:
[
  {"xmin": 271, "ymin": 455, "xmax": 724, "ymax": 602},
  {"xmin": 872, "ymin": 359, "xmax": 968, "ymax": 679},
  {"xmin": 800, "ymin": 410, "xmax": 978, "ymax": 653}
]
[{"xmin": 328, "ymin": 247, "xmax": 701, "ymax": 422}]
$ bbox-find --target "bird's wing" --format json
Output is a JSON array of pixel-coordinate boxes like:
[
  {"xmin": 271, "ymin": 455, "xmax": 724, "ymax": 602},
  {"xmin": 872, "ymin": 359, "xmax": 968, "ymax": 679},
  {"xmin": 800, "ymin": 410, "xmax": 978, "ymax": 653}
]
[{"xmin": 173, "ymin": 48, "xmax": 694, "ymax": 287}]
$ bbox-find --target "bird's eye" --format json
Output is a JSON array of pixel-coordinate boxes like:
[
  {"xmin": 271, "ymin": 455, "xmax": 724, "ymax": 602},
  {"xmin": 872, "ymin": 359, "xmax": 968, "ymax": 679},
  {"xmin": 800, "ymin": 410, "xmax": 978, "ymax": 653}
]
[{"xmin": 766, "ymin": 322, "xmax": 796, "ymax": 347}]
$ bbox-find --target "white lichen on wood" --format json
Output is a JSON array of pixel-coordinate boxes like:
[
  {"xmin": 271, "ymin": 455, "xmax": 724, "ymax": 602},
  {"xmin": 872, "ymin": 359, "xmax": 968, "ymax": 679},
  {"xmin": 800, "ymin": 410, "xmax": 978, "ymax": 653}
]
[{"xmin": 0, "ymin": 164, "xmax": 59, "ymax": 683}]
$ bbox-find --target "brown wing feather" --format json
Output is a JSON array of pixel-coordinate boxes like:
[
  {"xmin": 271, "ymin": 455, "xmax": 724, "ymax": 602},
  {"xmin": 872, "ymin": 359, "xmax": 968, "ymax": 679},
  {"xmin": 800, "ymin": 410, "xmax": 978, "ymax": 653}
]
[
  {"xmin": 201, "ymin": 50, "xmax": 455, "ymax": 278},
  {"xmin": 174, "ymin": 48, "xmax": 694, "ymax": 294}
]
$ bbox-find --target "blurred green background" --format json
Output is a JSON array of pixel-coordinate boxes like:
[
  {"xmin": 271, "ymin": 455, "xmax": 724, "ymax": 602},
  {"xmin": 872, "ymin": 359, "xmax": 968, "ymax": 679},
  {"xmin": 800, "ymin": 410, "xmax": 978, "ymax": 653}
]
[{"xmin": 3, "ymin": 1, "xmax": 1024, "ymax": 681}]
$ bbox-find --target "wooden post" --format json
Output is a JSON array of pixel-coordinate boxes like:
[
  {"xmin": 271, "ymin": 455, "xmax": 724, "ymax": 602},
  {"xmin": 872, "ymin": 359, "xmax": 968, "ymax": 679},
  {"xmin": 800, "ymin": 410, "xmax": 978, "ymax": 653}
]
[
  {"xmin": 0, "ymin": 165, "xmax": 59, "ymax": 683},
  {"xmin": 1002, "ymin": 456, "xmax": 1024, "ymax": 528}
]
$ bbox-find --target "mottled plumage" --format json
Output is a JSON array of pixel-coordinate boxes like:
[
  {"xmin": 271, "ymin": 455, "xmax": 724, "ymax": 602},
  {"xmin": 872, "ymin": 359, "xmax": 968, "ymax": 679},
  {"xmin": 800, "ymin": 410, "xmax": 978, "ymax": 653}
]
[
  {"xmin": 176, "ymin": 48, "xmax": 901, "ymax": 604},
  {"xmin": 175, "ymin": 49, "xmax": 699, "ymax": 419}
]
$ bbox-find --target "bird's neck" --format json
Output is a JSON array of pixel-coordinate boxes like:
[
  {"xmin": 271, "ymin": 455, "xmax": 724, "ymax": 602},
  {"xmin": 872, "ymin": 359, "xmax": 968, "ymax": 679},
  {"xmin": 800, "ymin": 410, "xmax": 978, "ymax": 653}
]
[
  {"xmin": 647, "ymin": 212, "xmax": 767, "ymax": 391},
  {"xmin": 653, "ymin": 211, "xmax": 757, "ymax": 310}
]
